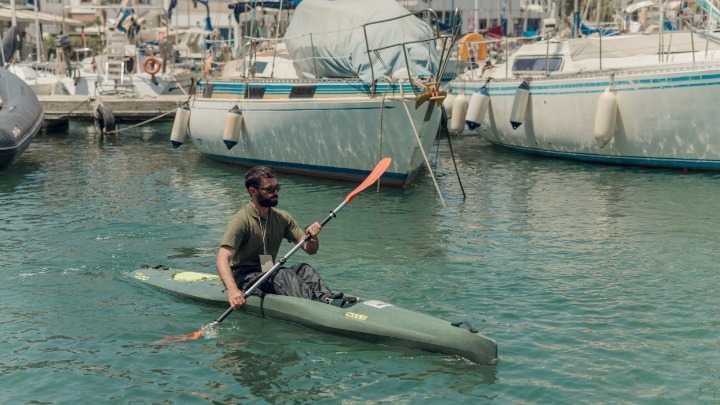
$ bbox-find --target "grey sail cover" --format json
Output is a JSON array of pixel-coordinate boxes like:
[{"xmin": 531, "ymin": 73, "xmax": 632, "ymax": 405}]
[{"xmin": 284, "ymin": 0, "xmax": 439, "ymax": 83}]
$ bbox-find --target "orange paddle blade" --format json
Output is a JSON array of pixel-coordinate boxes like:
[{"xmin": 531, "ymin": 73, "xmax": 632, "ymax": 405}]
[
  {"xmin": 345, "ymin": 157, "xmax": 392, "ymax": 203},
  {"xmin": 186, "ymin": 330, "xmax": 203, "ymax": 339},
  {"xmin": 152, "ymin": 329, "xmax": 203, "ymax": 344}
]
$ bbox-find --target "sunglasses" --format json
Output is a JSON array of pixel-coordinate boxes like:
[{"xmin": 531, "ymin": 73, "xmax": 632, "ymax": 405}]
[{"xmin": 256, "ymin": 184, "xmax": 281, "ymax": 193}]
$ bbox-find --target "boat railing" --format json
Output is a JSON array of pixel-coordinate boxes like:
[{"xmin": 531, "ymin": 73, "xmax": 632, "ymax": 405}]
[
  {"xmin": 694, "ymin": 0, "xmax": 720, "ymax": 24},
  {"xmin": 63, "ymin": 4, "xmax": 195, "ymax": 77},
  {"xmin": 452, "ymin": 29, "xmax": 720, "ymax": 84},
  {"xmin": 206, "ymin": 8, "xmax": 457, "ymax": 95},
  {"xmin": 360, "ymin": 8, "xmax": 444, "ymax": 86},
  {"xmin": 450, "ymin": 35, "xmax": 535, "ymax": 80}
]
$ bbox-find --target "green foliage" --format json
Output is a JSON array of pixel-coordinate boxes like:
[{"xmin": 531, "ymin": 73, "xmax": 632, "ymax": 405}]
[{"xmin": 43, "ymin": 34, "xmax": 103, "ymax": 60}]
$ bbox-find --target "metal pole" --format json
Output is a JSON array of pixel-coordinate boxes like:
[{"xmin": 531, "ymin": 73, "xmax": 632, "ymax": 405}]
[
  {"xmin": 573, "ymin": 0, "xmax": 579, "ymax": 37},
  {"xmin": 474, "ymin": 0, "xmax": 479, "ymax": 33},
  {"xmin": 34, "ymin": 0, "xmax": 42, "ymax": 62},
  {"xmin": 11, "ymin": 0, "xmax": 17, "ymax": 26}
]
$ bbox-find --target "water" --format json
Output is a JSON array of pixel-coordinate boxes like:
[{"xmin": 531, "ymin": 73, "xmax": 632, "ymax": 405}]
[{"xmin": 2, "ymin": 121, "xmax": 719, "ymax": 404}]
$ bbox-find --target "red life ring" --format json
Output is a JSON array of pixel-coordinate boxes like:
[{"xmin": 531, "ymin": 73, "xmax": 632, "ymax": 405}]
[{"xmin": 143, "ymin": 56, "xmax": 162, "ymax": 75}]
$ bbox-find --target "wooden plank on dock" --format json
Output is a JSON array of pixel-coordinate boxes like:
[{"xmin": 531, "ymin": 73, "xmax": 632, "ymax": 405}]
[{"xmin": 38, "ymin": 95, "xmax": 189, "ymax": 122}]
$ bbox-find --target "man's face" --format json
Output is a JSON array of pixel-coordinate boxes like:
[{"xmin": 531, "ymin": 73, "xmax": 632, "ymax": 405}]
[{"xmin": 254, "ymin": 177, "xmax": 280, "ymax": 208}]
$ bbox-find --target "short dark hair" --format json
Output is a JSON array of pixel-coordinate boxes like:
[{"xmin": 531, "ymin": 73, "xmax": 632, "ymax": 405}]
[{"xmin": 245, "ymin": 166, "xmax": 276, "ymax": 190}]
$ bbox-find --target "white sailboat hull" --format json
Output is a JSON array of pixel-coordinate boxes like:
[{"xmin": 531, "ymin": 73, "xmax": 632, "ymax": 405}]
[
  {"xmin": 450, "ymin": 32, "xmax": 720, "ymax": 170},
  {"xmin": 188, "ymin": 89, "xmax": 440, "ymax": 186}
]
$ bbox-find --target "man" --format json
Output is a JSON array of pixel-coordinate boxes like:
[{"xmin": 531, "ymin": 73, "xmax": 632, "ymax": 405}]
[{"xmin": 216, "ymin": 166, "xmax": 355, "ymax": 309}]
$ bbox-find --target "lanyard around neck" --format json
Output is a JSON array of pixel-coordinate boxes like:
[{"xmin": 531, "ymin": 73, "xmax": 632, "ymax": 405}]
[{"xmin": 257, "ymin": 208, "xmax": 271, "ymax": 255}]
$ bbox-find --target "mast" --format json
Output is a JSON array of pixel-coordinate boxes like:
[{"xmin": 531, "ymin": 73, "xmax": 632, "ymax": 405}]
[
  {"xmin": 573, "ymin": 0, "xmax": 579, "ymax": 37},
  {"xmin": 474, "ymin": 0, "xmax": 479, "ymax": 33},
  {"xmin": 10, "ymin": 0, "xmax": 17, "ymax": 26}
]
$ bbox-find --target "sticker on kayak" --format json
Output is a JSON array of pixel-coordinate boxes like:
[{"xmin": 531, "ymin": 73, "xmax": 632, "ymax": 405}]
[
  {"xmin": 345, "ymin": 312, "xmax": 367, "ymax": 321},
  {"xmin": 173, "ymin": 272, "xmax": 221, "ymax": 282},
  {"xmin": 362, "ymin": 300, "xmax": 394, "ymax": 309}
]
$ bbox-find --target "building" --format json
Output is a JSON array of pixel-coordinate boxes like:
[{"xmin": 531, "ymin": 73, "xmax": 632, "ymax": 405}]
[{"xmin": 399, "ymin": 0, "xmax": 556, "ymax": 36}]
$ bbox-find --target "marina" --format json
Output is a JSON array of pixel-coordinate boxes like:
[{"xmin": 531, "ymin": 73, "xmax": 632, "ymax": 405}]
[{"xmin": 4, "ymin": 0, "xmax": 720, "ymax": 403}]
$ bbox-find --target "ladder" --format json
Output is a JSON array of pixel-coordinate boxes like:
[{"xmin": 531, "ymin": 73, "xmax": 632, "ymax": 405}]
[{"xmin": 101, "ymin": 32, "xmax": 136, "ymax": 96}]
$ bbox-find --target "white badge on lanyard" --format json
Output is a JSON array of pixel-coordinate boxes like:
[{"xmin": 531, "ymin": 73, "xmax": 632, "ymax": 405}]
[
  {"xmin": 259, "ymin": 210, "xmax": 273, "ymax": 272},
  {"xmin": 260, "ymin": 255, "xmax": 273, "ymax": 273}
]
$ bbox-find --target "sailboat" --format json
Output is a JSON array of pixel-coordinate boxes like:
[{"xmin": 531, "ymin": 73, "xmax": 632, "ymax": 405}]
[
  {"xmin": 445, "ymin": 1, "xmax": 720, "ymax": 171},
  {"xmin": 171, "ymin": 0, "xmax": 454, "ymax": 186}
]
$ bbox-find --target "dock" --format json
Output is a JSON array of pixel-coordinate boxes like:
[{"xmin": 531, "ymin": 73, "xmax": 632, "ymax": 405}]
[{"xmin": 38, "ymin": 94, "xmax": 189, "ymax": 130}]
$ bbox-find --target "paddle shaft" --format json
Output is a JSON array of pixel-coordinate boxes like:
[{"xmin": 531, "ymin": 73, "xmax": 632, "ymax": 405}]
[{"xmin": 212, "ymin": 201, "xmax": 348, "ymax": 324}]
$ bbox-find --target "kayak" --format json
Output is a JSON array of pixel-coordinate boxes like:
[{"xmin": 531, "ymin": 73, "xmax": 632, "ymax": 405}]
[{"xmin": 132, "ymin": 267, "xmax": 498, "ymax": 365}]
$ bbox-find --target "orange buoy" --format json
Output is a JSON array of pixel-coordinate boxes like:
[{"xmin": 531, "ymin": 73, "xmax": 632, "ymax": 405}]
[
  {"xmin": 143, "ymin": 56, "xmax": 161, "ymax": 75},
  {"xmin": 458, "ymin": 33, "xmax": 488, "ymax": 62}
]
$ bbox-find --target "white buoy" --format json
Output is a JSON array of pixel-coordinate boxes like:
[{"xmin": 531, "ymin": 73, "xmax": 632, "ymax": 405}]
[
  {"xmin": 594, "ymin": 87, "xmax": 618, "ymax": 148},
  {"xmin": 449, "ymin": 94, "xmax": 469, "ymax": 133},
  {"xmin": 509, "ymin": 81, "xmax": 530, "ymax": 130},
  {"xmin": 442, "ymin": 93, "xmax": 456, "ymax": 118},
  {"xmin": 170, "ymin": 105, "xmax": 191, "ymax": 149},
  {"xmin": 465, "ymin": 86, "xmax": 490, "ymax": 130},
  {"xmin": 222, "ymin": 105, "xmax": 244, "ymax": 150}
]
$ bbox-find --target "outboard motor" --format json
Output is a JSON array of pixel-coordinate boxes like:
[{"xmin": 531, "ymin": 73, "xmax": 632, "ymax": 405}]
[
  {"xmin": 1, "ymin": 26, "xmax": 21, "ymax": 65},
  {"xmin": 54, "ymin": 34, "xmax": 73, "ymax": 76}
]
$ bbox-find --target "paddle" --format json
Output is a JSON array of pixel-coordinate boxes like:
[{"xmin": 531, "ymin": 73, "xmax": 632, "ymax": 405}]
[{"xmin": 180, "ymin": 157, "xmax": 392, "ymax": 340}]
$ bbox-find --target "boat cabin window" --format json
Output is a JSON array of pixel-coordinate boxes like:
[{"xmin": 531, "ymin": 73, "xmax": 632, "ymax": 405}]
[
  {"xmin": 245, "ymin": 86, "xmax": 267, "ymax": 99},
  {"xmin": 512, "ymin": 57, "xmax": 563, "ymax": 72},
  {"xmin": 252, "ymin": 61, "xmax": 268, "ymax": 75},
  {"xmin": 289, "ymin": 85, "xmax": 317, "ymax": 98}
]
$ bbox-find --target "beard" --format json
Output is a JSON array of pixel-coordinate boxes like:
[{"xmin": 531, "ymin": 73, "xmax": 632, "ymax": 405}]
[{"xmin": 258, "ymin": 195, "xmax": 278, "ymax": 207}]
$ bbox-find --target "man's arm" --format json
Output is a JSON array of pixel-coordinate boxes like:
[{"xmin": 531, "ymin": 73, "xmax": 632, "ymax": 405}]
[
  {"xmin": 301, "ymin": 221, "xmax": 321, "ymax": 254},
  {"xmin": 217, "ymin": 245, "xmax": 246, "ymax": 308}
]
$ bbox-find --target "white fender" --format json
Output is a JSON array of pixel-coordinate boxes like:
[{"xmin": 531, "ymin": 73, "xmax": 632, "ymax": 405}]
[
  {"xmin": 509, "ymin": 81, "xmax": 530, "ymax": 130},
  {"xmin": 449, "ymin": 94, "xmax": 469, "ymax": 134},
  {"xmin": 465, "ymin": 86, "xmax": 490, "ymax": 130},
  {"xmin": 222, "ymin": 105, "xmax": 244, "ymax": 150},
  {"xmin": 170, "ymin": 105, "xmax": 191, "ymax": 149},
  {"xmin": 593, "ymin": 87, "xmax": 618, "ymax": 148},
  {"xmin": 442, "ymin": 93, "xmax": 456, "ymax": 118}
]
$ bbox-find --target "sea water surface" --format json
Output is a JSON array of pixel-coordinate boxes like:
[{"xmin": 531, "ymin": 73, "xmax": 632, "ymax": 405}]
[{"xmin": 1, "ymin": 122, "xmax": 719, "ymax": 404}]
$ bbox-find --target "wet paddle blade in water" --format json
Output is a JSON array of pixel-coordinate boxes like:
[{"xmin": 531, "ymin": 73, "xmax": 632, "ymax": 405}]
[
  {"xmin": 151, "ymin": 332, "xmax": 200, "ymax": 344},
  {"xmin": 154, "ymin": 322, "xmax": 218, "ymax": 343}
]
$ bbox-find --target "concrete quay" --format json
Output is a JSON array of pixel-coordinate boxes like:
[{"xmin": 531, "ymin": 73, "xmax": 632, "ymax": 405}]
[{"xmin": 38, "ymin": 94, "xmax": 189, "ymax": 130}]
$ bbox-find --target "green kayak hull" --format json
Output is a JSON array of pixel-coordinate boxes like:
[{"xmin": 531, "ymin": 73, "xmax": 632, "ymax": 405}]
[{"xmin": 133, "ymin": 268, "xmax": 497, "ymax": 365}]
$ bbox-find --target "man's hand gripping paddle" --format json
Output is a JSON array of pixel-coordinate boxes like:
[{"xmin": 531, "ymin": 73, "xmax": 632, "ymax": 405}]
[{"xmin": 162, "ymin": 158, "xmax": 391, "ymax": 342}]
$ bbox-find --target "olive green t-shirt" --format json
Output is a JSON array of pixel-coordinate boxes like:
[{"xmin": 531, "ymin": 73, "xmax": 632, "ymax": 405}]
[{"xmin": 220, "ymin": 202, "xmax": 305, "ymax": 268}]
